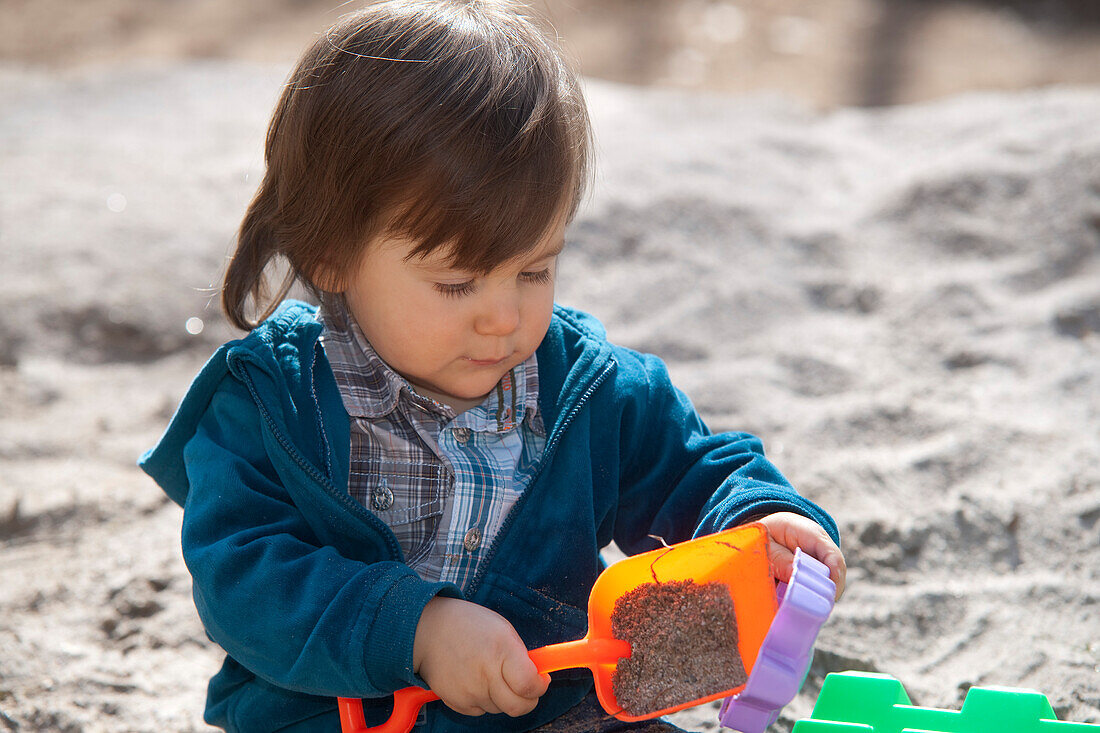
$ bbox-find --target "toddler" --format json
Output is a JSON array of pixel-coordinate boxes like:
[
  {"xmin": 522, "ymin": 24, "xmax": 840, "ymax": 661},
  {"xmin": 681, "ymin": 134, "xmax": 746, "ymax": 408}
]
[{"xmin": 140, "ymin": 1, "xmax": 846, "ymax": 731}]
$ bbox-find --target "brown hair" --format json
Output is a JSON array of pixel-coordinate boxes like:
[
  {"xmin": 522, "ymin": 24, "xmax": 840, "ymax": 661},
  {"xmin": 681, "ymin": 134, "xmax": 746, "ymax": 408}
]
[{"xmin": 222, "ymin": 0, "xmax": 592, "ymax": 331}]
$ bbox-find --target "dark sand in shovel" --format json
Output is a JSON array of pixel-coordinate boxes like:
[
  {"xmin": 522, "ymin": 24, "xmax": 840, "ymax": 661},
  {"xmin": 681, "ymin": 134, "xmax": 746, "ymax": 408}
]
[{"xmin": 610, "ymin": 580, "xmax": 747, "ymax": 717}]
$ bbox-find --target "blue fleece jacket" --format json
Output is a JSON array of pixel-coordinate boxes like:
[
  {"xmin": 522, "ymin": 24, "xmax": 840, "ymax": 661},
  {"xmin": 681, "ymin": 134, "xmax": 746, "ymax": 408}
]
[{"xmin": 139, "ymin": 301, "xmax": 839, "ymax": 732}]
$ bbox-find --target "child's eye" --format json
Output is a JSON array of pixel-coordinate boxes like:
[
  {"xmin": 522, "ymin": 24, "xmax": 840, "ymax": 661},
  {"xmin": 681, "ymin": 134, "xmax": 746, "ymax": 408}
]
[
  {"xmin": 520, "ymin": 268, "xmax": 553, "ymax": 285},
  {"xmin": 433, "ymin": 280, "xmax": 477, "ymax": 297}
]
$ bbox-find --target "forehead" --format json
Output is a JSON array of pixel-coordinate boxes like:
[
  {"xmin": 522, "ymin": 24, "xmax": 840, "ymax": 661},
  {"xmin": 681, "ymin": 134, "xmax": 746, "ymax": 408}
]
[{"xmin": 402, "ymin": 216, "xmax": 568, "ymax": 272}]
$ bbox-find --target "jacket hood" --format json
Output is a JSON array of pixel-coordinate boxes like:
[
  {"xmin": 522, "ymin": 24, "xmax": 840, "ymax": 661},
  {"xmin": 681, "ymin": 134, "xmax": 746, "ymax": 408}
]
[{"xmin": 139, "ymin": 301, "xmax": 331, "ymax": 506}]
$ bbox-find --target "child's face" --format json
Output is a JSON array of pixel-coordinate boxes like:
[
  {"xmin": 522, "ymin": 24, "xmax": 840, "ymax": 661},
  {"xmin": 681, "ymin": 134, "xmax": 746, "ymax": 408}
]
[{"xmin": 341, "ymin": 219, "xmax": 565, "ymax": 412}]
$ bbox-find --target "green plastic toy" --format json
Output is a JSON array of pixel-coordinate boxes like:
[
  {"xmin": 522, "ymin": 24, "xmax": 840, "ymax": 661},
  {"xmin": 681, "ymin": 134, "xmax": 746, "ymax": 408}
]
[{"xmin": 792, "ymin": 672, "xmax": 1099, "ymax": 733}]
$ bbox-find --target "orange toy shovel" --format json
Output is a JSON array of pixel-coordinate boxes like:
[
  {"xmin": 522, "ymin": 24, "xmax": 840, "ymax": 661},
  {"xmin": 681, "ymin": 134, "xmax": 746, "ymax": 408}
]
[{"xmin": 338, "ymin": 523, "xmax": 777, "ymax": 733}]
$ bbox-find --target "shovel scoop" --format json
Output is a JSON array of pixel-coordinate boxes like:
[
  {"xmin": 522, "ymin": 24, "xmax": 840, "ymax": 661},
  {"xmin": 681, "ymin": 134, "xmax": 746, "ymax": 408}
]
[{"xmin": 338, "ymin": 523, "xmax": 777, "ymax": 733}]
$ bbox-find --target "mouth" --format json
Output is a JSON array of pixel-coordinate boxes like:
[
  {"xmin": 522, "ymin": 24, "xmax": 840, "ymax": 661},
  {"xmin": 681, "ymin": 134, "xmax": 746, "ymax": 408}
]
[{"xmin": 465, "ymin": 355, "xmax": 510, "ymax": 367}]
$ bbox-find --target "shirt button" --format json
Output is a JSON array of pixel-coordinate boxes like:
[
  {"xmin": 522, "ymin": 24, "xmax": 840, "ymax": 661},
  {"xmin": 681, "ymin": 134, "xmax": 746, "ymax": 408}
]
[
  {"xmin": 371, "ymin": 482, "xmax": 394, "ymax": 511},
  {"xmin": 453, "ymin": 427, "xmax": 472, "ymax": 444},
  {"xmin": 463, "ymin": 526, "xmax": 482, "ymax": 552}
]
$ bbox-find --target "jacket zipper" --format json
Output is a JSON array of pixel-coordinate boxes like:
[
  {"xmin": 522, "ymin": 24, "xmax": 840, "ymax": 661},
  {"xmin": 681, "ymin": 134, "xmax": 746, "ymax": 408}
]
[
  {"xmin": 465, "ymin": 358, "xmax": 617, "ymax": 598},
  {"xmin": 308, "ymin": 344, "xmax": 334, "ymax": 483}
]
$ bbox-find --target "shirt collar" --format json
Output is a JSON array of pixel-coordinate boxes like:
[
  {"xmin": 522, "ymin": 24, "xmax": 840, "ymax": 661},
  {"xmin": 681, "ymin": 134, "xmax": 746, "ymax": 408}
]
[
  {"xmin": 317, "ymin": 296, "xmax": 411, "ymax": 419},
  {"xmin": 452, "ymin": 353, "xmax": 542, "ymax": 435}
]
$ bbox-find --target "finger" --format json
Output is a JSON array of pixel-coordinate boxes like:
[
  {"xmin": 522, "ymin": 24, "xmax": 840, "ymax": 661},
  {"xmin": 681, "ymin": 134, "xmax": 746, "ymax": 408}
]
[
  {"xmin": 783, "ymin": 523, "xmax": 846, "ymax": 601},
  {"xmin": 497, "ymin": 652, "xmax": 548, "ymax": 716},
  {"xmin": 489, "ymin": 675, "xmax": 539, "ymax": 718},
  {"xmin": 444, "ymin": 701, "xmax": 488, "ymax": 717},
  {"xmin": 443, "ymin": 677, "xmax": 499, "ymax": 718},
  {"xmin": 763, "ymin": 513, "xmax": 847, "ymax": 600},
  {"xmin": 767, "ymin": 542, "xmax": 796, "ymax": 584},
  {"xmin": 823, "ymin": 547, "xmax": 847, "ymax": 601},
  {"xmin": 769, "ymin": 514, "xmax": 828, "ymax": 553},
  {"xmin": 490, "ymin": 660, "xmax": 541, "ymax": 713},
  {"xmin": 501, "ymin": 653, "xmax": 548, "ymax": 699}
]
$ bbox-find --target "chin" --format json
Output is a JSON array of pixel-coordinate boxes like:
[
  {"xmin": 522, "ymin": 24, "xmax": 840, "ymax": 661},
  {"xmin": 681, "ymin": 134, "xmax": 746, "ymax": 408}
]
[
  {"xmin": 444, "ymin": 358, "xmax": 524, "ymax": 400},
  {"xmin": 458, "ymin": 382, "xmax": 500, "ymax": 400}
]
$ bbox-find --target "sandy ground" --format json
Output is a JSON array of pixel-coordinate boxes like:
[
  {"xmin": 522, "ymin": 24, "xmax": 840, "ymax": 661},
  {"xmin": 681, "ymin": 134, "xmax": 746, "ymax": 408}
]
[
  {"xmin": 4, "ymin": 0, "xmax": 1100, "ymax": 108},
  {"xmin": 2, "ymin": 3, "xmax": 1100, "ymax": 732}
]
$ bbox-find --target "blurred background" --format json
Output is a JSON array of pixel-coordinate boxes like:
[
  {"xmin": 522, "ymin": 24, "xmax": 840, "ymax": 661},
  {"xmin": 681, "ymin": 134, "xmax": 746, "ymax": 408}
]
[
  {"xmin": 3, "ymin": 0, "xmax": 1100, "ymax": 108},
  {"xmin": 3, "ymin": 2, "xmax": 1100, "ymax": 732}
]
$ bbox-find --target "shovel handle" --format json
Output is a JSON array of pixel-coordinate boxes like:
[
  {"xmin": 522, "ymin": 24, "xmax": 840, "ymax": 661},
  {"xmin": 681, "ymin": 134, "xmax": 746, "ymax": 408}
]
[
  {"xmin": 337, "ymin": 637, "xmax": 630, "ymax": 733},
  {"xmin": 339, "ymin": 688, "xmax": 438, "ymax": 733}
]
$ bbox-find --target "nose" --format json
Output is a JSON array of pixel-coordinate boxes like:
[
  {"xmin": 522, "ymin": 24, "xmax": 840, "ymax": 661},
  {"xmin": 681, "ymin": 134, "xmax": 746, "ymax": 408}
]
[{"xmin": 474, "ymin": 285, "xmax": 521, "ymax": 337}]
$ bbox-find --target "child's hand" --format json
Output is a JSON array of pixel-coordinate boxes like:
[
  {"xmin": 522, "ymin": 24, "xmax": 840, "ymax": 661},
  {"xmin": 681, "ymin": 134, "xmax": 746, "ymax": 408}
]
[
  {"xmin": 412, "ymin": 596, "xmax": 550, "ymax": 718},
  {"xmin": 755, "ymin": 512, "xmax": 846, "ymax": 600}
]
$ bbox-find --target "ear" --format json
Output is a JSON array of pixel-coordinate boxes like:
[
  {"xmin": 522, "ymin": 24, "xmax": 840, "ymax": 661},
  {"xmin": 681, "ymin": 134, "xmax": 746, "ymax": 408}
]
[
  {"xmin": 311, "ymin": 265, "xmax": 346, "ymax": 294},
  {"xmin": 307, "ymin": 252, "xmax": 355, "ymax": 293},
  {"xmin": 311, "ymin": 231, "xmax": 376, "ymax": 294}
]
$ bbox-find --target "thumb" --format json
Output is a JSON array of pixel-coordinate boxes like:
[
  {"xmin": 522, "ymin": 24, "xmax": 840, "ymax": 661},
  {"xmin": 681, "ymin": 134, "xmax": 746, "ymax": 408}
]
[{"xmin": 501, "ymin": 649, "xmax": 549, "ymax": 700}]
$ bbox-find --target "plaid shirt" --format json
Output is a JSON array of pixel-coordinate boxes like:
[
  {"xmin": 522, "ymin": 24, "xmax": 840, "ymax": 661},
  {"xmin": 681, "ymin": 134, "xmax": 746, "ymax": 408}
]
[{"xmin": 317, "ymin": 298, "xmax": 546, "ymax": 591}]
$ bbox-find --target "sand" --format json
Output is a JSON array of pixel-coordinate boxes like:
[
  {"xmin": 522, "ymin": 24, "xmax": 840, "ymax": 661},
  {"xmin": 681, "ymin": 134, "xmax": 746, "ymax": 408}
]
[
  {"xmin": 611, "ymin": 580, "xmax": 746, "ymax": 717},
  {"xmin": 6, "ymin": 0, "xmax": 1100, "ymax": 108},
  {"xmin": 2, "ymin": 58, "xmax": 1099, "ymax": 731}
]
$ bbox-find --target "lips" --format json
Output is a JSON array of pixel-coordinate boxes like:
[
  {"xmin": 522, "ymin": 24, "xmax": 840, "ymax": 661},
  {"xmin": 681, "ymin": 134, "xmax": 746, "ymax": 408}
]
[{"xmin": 466, "ymin": 355, "xmax": 510, "ymax": 366}]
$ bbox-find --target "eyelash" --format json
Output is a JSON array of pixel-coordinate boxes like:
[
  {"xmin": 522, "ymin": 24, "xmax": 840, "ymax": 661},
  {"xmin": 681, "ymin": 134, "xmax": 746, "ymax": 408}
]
[
  {"xmin": 522, "ymin": 268, "xmax": 553, "ymax": 285},
  {"xmin": 433, "ymin": 268, "xmax": 553, "ymax": 298}
]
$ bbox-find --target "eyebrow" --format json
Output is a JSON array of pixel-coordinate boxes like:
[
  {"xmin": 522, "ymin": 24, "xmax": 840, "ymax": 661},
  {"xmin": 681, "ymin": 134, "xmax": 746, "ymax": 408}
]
[{"xmin": 531, "ymin": 241, "xmax": 565, "ymax": 261}]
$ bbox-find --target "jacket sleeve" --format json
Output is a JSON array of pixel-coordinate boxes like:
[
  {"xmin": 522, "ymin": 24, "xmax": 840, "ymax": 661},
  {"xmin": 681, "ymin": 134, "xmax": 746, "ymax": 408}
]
[
  {"xmin": 611, "ymin": 348, "xmax": 839, "ymax": 555},
  {"xmin": 179, "ymin": 374, "xmax": 459, "ymax": 698}
]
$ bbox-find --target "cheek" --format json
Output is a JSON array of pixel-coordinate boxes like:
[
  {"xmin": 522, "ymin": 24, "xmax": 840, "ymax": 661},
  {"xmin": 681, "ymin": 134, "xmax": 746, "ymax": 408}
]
[
  {"xmin": 410, "ymin": 301, "xmax": 469, "ymax": 355},
  {"xmin": 354, "ymin": 289, "xmax": 452, "ymax": 355},
  {"xmin": 523, "ymin": 290, "xmax": 555, "ymax": 342},
  {"xmin": 395, "ymin": 287, "xmax": 457, "ymax": 327},
  {"xmin": 424, "ymin": 299, "xmax": 465, "ymax": 333}
]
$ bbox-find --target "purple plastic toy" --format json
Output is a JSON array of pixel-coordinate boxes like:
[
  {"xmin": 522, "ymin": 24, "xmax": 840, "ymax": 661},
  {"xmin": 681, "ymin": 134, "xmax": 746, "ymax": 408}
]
[{"xmin": 719, "ymin": 548, "xmax": 835, "ymax": 733}]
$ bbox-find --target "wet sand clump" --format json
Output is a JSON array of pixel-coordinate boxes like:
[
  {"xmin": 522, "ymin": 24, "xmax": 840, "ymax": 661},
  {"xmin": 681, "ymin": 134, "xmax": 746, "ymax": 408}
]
[{"xmin": 610, "ymin": 580, "xmax": 747, "ymax": 717}]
